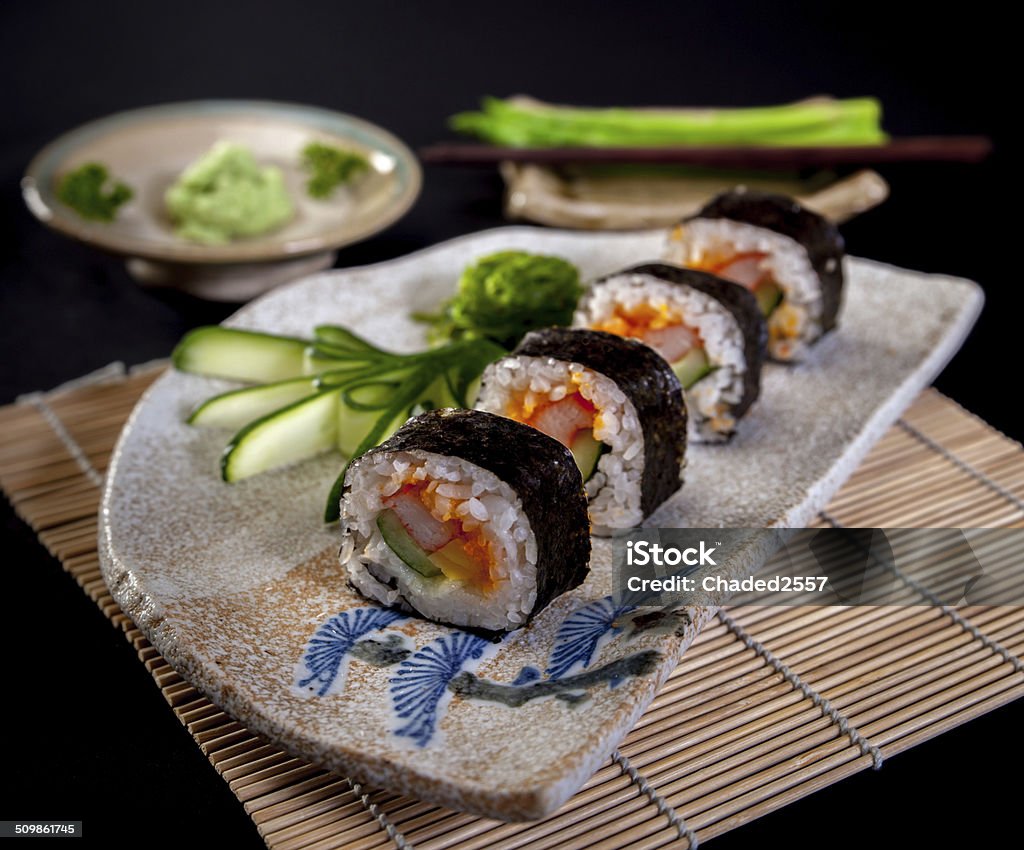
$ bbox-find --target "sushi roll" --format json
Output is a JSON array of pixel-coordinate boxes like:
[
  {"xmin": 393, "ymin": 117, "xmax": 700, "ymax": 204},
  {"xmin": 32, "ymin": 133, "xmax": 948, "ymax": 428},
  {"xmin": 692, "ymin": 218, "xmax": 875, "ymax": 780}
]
[
  {"xmin": 574, "ymin": 263, "xmax": 767, "ymax": 442},
  {"xmin": 339, "ymin": 408, "xmax": 590, "ymax": 632},
  {"xmin": 475, "ymin": 328, "xmax": 686, "ymax": 535},
  {"xmin": 665, "ymin": 187, "xmax": 844, "ymax": 361}
]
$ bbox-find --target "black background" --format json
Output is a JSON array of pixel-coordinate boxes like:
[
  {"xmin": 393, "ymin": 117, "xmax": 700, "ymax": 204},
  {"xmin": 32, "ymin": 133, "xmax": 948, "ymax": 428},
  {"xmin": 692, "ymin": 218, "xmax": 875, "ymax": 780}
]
[{"xmin": 1, "ymin": 1, "xmax": 1018, "ymax": 847}]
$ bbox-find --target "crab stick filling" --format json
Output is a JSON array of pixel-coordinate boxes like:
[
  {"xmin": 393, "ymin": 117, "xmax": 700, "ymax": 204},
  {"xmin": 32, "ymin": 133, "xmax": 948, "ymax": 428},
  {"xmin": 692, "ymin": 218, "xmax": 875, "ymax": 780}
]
[
  {"xmin": 499, "ymin": 378, "xmax": 611, "ymax": 482},
  {"xmin": 591, "ymin": 302, "xmax": 704, "ymax": 365},
  {"xmin": 502, "ymin": 378, "xmax": 596, "ymax": 445},
  {"xmin": 383, "ymin": 480, "xmax": 498, "ymax": 592},
  {"xmin": 704, "ymin": 250, "xmax": 772, "ymax": 288},
  {"xmin": 698, "ymin": 249, "xmax": 806, "ymax": 353}
]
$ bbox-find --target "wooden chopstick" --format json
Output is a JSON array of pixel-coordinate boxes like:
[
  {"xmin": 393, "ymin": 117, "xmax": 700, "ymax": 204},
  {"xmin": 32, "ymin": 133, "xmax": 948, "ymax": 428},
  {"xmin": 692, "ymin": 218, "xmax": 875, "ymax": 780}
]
[{"xmin": 419, "ymin": 136, "xmax": 993, "ymax": 168}]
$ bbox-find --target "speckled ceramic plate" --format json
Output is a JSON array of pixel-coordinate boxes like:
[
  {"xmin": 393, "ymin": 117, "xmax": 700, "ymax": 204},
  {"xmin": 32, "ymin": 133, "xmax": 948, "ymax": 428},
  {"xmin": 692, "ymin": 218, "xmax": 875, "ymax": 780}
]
[{"xmin": 99, "ymin": 227, "xmax": 982, "ymax": 820}]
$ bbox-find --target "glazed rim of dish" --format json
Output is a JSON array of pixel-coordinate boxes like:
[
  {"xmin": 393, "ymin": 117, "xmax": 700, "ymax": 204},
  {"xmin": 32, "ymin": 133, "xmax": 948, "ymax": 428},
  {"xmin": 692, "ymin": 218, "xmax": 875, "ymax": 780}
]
[{"xmin": 21, "ymin": 100, "xmax": 422, "ymax": 265}]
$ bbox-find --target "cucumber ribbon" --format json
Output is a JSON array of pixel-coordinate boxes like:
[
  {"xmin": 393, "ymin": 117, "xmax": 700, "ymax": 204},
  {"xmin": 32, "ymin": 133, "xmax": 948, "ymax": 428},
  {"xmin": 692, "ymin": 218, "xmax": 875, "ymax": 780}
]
[{"xmin": 173, "ymin": 324, "xmax": 505, "ymax": 522}]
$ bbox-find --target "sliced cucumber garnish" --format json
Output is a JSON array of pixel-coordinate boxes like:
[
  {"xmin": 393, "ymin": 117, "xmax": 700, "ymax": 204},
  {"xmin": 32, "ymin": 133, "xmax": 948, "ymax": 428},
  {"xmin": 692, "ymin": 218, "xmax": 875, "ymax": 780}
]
[
  {"xmin": 173, "ymin": 327, "xmax": 311, "ymax": 383},
  {"xmin": 570, "ymin": 429, "xmax": 605, "ymax": 481},
  {"xmin": 222, "ymin": 390, "xmax": 339, "ymax": 482},
  {"xmin": 174, "ymin": 321, "xmax": 506, "ymax": 522},
  {"xmin": 376, "ymin": 510, "xmax": 443, "ymax": 577},
  {"xmin": 755, "ymin": 281, "xmax": 784, "ymax": 316},
  {"xmin": 672, "ymin": 347, "xmax": 713, "ymax": 389},
  {"xmin": 188, "ymin": 376, "xmax": 321, "ymax": 429}
]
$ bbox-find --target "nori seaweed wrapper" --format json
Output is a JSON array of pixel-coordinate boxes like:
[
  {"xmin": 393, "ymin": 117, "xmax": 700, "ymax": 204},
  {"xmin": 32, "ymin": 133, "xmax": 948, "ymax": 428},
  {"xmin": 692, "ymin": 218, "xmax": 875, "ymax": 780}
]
[
  {"xmin": 604, "ymin": 262, "xmax": 767, "ymax": 420},
  {"xmin": 688, "ymin": 188, "xmax": 845, "ymax": 333},
  {"xmin": 513, "ymin": 327, "xmax": 687, "ymax": 518},
  {"xmin": 352, "ymin": 408, "xmax": 591, "ymax": 624}
]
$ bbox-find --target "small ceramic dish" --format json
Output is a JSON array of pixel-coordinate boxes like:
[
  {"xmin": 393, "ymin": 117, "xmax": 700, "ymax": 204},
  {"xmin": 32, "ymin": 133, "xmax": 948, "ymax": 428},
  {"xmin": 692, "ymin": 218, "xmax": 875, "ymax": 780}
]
[{"xmin": 22, "ymin": 100, "xmax": 421, "ymax": 300}]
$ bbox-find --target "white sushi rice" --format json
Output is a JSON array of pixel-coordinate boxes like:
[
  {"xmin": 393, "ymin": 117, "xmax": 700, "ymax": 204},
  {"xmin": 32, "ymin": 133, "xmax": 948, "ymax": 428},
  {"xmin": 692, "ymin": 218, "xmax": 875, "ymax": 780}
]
[
  {"xmin": 574, "ymin": 273, "xmax": 746, "ymax": 442},
  {"xmin": 666, "ymin": 217, "xmax": 823, "ymax": 360},
  {"xmin": 475, "ymin": 356, "xmax": 650, "ymax": 534},
  {"xmin": 339, "ymin": 450, "xmax": 538, "ymax": 631}
]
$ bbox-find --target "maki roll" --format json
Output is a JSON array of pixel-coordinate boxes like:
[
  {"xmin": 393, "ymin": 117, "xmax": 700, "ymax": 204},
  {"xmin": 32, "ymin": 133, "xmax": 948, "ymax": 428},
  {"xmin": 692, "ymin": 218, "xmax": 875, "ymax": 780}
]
[
  {"xmin": 665, "ymin": 187, "xmax": 844, "ymax": 361},
  {"xmin": 339, "ymin": 408, "xmax": 590, "ymax": 632},
  {"xmin": 574, "ymin": 263, "xmax": 767, "ymax": 442},
  {"xmin": 476, "ymin": 328, "xmax": 686, "ymax": 535}
]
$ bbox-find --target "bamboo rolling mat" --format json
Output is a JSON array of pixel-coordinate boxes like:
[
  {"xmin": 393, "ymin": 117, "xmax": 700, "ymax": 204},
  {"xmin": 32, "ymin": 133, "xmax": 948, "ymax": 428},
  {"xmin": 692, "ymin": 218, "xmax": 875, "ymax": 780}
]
[{"xmin": 2, "ymin": 363, "xmax": 1023, "ymax": 850}]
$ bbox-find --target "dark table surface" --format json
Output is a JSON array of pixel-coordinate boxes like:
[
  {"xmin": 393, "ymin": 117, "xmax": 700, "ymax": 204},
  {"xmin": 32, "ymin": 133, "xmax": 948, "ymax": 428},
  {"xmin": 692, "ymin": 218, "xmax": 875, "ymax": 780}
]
[{"xmin": 1, "ymin": 1, "xmax": 1018, "ymax": 847}]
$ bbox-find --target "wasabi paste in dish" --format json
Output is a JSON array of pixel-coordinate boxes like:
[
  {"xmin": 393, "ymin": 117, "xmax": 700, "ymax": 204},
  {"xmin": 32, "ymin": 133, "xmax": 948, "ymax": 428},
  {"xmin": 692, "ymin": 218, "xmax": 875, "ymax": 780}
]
[{"xmin": 165, "ymin": 141, "xmax": 294, "ymax": 244}]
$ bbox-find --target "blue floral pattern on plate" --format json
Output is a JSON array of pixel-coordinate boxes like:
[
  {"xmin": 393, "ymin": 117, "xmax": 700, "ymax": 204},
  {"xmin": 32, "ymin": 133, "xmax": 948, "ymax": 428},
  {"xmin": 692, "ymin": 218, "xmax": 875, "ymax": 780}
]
[
  {"xmin": 390, "ymin": 631, "xmax": 491, "ymax": 747},
  {"xmin": 546, "ymin": 597, "xmax": 634, "ymax": 680},
  {"xmin": 296, "ymin": 607, "xmax": 407, "ymax": 697},
  {"xmin": 295, "ymin": 596, "xmax": 662, "ymax": 747}
]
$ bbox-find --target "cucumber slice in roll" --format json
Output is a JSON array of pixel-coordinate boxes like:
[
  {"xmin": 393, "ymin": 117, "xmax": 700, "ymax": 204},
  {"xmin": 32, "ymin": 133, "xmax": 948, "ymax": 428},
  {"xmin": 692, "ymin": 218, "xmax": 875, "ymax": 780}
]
[
  {"xmin": 569, "ymin": 429, "xmax": 605, "ymax": 481},
  {"xmin": 754, "ymin": 281, "xmax": 784, "ymax": 316},
  {"xmin": 672, "ymin": 348, "xmax": 713, "ymax": 389},
  {"xmin": 376, "ymin": 510, "xmax": 443, "ymax": 578}
]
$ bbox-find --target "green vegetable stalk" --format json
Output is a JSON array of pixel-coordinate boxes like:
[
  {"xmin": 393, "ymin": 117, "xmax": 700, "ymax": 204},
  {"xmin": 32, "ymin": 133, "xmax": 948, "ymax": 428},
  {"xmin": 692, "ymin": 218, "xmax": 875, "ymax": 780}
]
[
  {"xmin": 416, "ymin": 250, "xmax": 583, "ymax": 349},
  {"xmin": 301, "ymin": 142, "xmax": 370, "ymax": 198},
  {"xmin": 56, "ymin": 163, "xmax": 133, "ymax": 222},
  {"xmin": 450, "ymin": 96, "xmax": 887, "ymax": 148}
]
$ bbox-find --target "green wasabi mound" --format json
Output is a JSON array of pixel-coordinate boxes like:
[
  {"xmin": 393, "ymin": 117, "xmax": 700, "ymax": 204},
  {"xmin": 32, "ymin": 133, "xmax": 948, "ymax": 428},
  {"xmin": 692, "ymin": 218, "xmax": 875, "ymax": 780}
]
[
  {"xmin": 416, "ymin": 250, "xmax": 583, "ymax": 349},
  {"xmin": 165, "ymin": 141, "xmax": 294, "ymax": 244}
]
